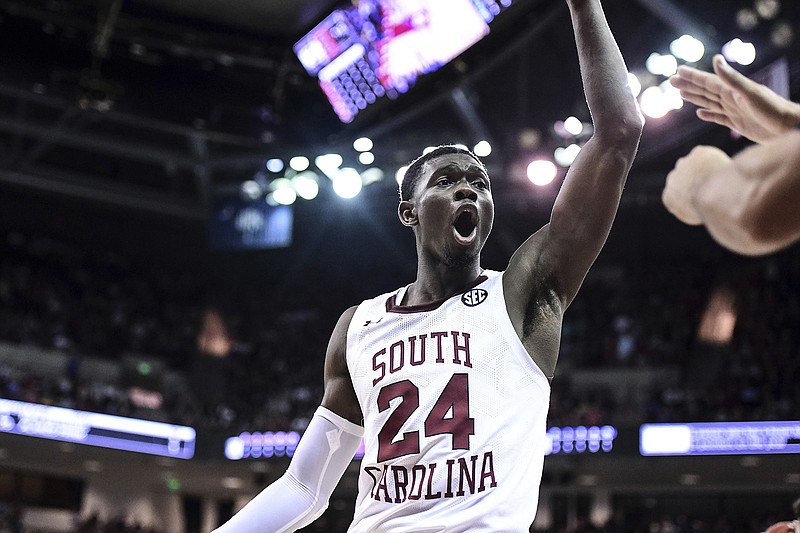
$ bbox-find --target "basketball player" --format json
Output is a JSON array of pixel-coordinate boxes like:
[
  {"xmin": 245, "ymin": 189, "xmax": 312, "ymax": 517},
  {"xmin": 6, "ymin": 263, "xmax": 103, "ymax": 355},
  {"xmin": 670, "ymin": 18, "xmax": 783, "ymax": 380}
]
[
  {"xmin": 663, "ymin": 54, "xmax": 800, "ymax": 256},
  {"xmin": 212, "ymin": 0, "xmax": 642, "ymax": 530}
]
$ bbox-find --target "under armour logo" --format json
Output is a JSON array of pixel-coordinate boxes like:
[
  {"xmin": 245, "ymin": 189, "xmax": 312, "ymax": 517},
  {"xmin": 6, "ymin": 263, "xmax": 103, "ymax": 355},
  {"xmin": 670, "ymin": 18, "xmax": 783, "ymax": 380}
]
[{"xmin": 461, "ymin": 288, "xmax": 488, "ymax": 307}]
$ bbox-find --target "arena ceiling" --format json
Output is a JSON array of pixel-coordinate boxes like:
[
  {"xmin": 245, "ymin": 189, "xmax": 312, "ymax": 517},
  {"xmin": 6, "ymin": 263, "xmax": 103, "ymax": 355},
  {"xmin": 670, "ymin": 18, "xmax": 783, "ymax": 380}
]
[{"xmin": 0, "ymin": 0, "xmax": 798, "ymax": 224}]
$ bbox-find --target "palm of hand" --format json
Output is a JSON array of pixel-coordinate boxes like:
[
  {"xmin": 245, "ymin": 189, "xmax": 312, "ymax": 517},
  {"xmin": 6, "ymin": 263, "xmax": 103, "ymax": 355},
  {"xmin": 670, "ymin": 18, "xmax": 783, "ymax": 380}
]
[{"xmin": 716, "ymin": 83, "xmax": 789, "ymax": 143}]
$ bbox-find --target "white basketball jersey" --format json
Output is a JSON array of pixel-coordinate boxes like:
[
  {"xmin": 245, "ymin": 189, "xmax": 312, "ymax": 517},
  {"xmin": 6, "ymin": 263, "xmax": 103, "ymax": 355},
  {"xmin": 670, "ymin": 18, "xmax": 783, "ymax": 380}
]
[{"xmin": 346, "ymin": 270, "xmax": 551, "ymax": 533}]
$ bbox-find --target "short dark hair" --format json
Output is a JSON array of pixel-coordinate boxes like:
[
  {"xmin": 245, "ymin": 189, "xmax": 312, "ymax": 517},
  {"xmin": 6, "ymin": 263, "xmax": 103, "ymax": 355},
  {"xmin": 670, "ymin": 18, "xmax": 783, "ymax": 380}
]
[{"xmin": 399, "ymin": 145, "xmax": 486, "ymax": 201}]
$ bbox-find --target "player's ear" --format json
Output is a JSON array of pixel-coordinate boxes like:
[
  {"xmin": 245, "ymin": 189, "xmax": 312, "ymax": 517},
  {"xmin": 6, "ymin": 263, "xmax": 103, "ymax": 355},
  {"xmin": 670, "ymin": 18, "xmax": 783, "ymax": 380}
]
[{"xmin": 398, "ymin": 200, "xmax": 417, "ymax": 227}]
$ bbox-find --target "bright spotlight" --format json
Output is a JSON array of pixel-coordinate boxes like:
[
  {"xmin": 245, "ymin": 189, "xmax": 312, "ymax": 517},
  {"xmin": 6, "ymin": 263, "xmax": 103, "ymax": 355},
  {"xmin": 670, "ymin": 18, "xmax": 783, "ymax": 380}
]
[
  {"xmin": 770, "ymin": 21, "xmax": 793, "ymax": 48},
  {"xmin": 358, "ymin": 152, "xmax": 375, "ymax": 165},
  {"xmin": 314, "ymin": 153, "xmax": 342, "ymax": 170},
  {"xmin": 353, "ymin": 137, "xmax": 374, "ymax": 152},
  {"xmin": 670, "ymin": 34, "xmax": 705, "ymax": 63},
  {"xmin": 526, "ymin": 160, "xmax": 557, "ymax": 186},
  {"xmin": 241, "ymin": 180, "xmax": 262, "ymax": 200},
  {"xmin": 473, "ymin": 140, "xmax": 492, "ymax": 157},
  {"xmin": 736, "ymin": 8, "xmax": 759, "ymax": 31},
  {"xmin": 722, "ymin": 39, "xmax": 756, "ymax": 65},
  {"xmin": 646, "ymin": 52, "xmax": 678, "ymax": 76},
  {"xmin": 554, "ymin": 144, "xmax": 581, "ymax": 167},
  {"xmin": 361, "ymin": 167, "xmax": 384, "ymax": 185},
  {"xmin": 563, "ymin": 116, "xmax": 584, "ymax": 136},
  {"xmin": 628, "ymin": 72, "xmax": 642, "ymax": 97},
  {"xmin": 640, "ymin": 86, "xmax": 670, "ymax": 119},
  {"xmin": 271, "ymin": 178, "xmax": 297, "ymax": 205},
  {"xmin": 396, "ymin": 165, "xmax": 409, "ymax": 187},
  {"xmin": 333, "ymin": 168, "xmax": 363, "ymax": 199},
  {"xmin": 755, "ymin": 0, "xmax": 781, "ymax": 20},
  {"xmin": 660, "ymin": 81, "xmax": 684, "ymax": 110},
  {"xmin": 289, "ymin": 156, "xmax": 310, "ymax": 172},
  {"xmin": 265, "ymin": 158, "xmax": 284, "ymax": 173},
  {"xmin": 292, "ymin": 172, "xmax": 319, "ymax": 200}
]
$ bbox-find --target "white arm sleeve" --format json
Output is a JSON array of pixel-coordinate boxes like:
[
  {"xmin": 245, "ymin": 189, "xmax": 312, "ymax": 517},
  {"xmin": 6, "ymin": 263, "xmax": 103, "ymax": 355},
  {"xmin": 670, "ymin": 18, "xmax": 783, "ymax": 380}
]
[{"xmin": 211, "ymin": 406, "xmax": 364, "ymax": 533}]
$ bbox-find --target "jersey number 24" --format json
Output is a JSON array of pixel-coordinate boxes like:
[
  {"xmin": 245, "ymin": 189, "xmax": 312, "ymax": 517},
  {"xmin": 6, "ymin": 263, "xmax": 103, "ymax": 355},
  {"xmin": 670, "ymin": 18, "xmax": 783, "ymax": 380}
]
[{"xmin": 376, "ymin": 373, "xmax": 474, "ymax": 462}]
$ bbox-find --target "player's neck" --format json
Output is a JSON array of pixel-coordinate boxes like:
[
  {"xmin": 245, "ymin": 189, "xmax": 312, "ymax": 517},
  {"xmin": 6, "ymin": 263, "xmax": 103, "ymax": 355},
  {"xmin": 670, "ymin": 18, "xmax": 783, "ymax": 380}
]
[{"xmin": 405, "ymin": 262, "xmax": 483, "ymax": 306}]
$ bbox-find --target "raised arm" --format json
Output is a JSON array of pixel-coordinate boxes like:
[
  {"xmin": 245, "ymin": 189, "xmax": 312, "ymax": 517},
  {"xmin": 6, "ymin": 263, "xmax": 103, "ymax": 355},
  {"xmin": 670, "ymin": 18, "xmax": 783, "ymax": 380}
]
[{"xmin": 505, "ymin": 0, "xmax": 642, "ymax": 311}]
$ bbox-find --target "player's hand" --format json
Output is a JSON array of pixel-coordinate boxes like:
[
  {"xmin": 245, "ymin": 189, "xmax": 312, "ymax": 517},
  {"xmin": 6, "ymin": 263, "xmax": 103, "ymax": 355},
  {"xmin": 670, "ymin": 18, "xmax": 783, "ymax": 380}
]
[
  {"xmin": 670, "ymin": 55, "xmax": 800, "ymax": 144},
  {"xmin": 663, "ymin": 145, "xmax": 732, "ymax": 225}
]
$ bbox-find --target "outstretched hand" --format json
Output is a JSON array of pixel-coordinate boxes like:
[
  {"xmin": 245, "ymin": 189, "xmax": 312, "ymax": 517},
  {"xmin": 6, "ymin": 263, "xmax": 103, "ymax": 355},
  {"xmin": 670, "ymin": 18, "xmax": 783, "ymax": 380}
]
[{"xmin": 670, "ymin": 54, "xmax": 800, "ymax": 144}]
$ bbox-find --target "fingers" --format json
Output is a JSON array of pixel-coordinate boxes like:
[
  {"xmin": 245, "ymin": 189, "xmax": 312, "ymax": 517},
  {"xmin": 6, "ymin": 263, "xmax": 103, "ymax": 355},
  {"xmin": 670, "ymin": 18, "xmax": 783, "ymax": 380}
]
[
  {"xmin": 670, "ymin": 65, "xmax": 728, "ymax": 109},
  {"xmin": 712, "ymin": 54, "xmax": 756, "ymax": 93},
  {"xmin": 696, "ymin": 109, "xmax": 735, "ymax": 129}
]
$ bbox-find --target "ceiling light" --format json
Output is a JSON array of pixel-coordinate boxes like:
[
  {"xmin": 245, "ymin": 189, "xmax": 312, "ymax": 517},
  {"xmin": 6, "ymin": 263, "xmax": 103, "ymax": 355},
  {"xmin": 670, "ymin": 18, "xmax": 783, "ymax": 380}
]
[
  {"xmin": 563, "ymin": 116, "xmax": 584, "ymax": 136},
  {"xmin": 640, "ymin": 86, "xmax": 671, "ymax": 119},
  {"xmin": 670, "ymin": 35, "xmax": 705, "ymax": 63},
  {"xmin": 770, "ymin": 21, "xmax": 794, "ymax": 48},
  {"xmin": 358, "ymin": 152, "xmax": 375, "ymax": 165},
  {"xmin": 395, "ymin": 166, "xmax": 408, "ymax": 187},
  {"xmin": 554, "ymin": 144, "xmax": 581, "ymax": 167},
  {"xmin": 646, "ymin": 52, "xmax": 678, "ymax": 76},
  {"xmin": 361, "ymin": 167, "xmax": 384, "ymax": 185},
  {"xmin": 473, "ymin": 140, "xmax": 492, "ymax": 157},
  {"xmin": 526, "ymin": 160, "xmax": 557, "ymax": 186},
  {"xmin": 353, "ymin": 137, "xmax": 373, "ymax": 152},
  {"xmin": 241, "ymin": 180, "xmax": 262, "ymax": 200},
  {"xmin": 333, "ymin": 168, "xmax": 363, "ymax": 199},
  {"xmin": 292, "ymin": 172, "xmax": 319, "ymax": 200},
  {"xmin": 271, "ymin": 178, "xmax": 297, "ymax": 205},
  {"xmin": 266, "ymin": 158, "xmax": 284, "ymax": 173},
  {"xmin": 723, "ymin": 39, "xmax": 756, "ymax": 65},
  {"xmin": 627, "ymin": 72, "xmax": 642, "ymax": 98},
  {"xmin": 736, "ymin": 8, "xmax": 759, "ymax": 30},
  {"xmin": 289, "ymin": 156, "xmax": 310, "ymax": 172},
  {"xmin": 755, "ymin": 0, "xmax": 781, "ymax": 20},
  {"xmin": 314, "ymin": 153, "xmax": 343, "ymax": 172}
]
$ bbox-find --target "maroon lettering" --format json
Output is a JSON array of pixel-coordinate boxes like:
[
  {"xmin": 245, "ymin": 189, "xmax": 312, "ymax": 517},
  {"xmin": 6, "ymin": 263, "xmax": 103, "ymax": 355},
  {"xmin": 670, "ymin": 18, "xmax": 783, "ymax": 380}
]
[
  {"xmin": 408, "ymin": 465, "xmax": 426, "ymax": 500},
  {"xmin": 372, "ymin": 331, "xmax": 474, "ymax": 384},
  {"xmin": 430, "ymin": 331, "xmax": 448, "ymax": 363},
  {"xmin": 478, "ymin": 451, "xmax": 497, "ymax": 492},
  {"xmin": 364, "ymin": 466, "xmax": 381, "ymax": 499},
  {"xmin": 451, "ymin": 331, "xmax": 472, "ymax": 367},
  {"xmin": 391, "ymin": 466, "xmax": 408, "ymax": 503},
  {"xmin": 424, "ymin": 462, "xmax": 441, "ymax": 499},
  {"xmin": 409, "ymin": 334, "xmax": 427, "ymax": 366},
  {"xmin": 389, "ymin": 340, "xmax": 404, "ymax": 374},
  {"xmin": 375, "ymin": 465, "xmax": 392, "ymax": 502},
  {"xmin": 372, "ymin": 348, "xmax": 386, "ymax": 386},
  {"xmin": 444, "ymin": 459, "xmax": 455, "ymax": 498},
  {"xmin": 363, "ymin": 451, "xmax": 496, "ymax": 503},
  {"xmin": 456, "ymin": 455, "xmax": 477, "ymax": 496}
]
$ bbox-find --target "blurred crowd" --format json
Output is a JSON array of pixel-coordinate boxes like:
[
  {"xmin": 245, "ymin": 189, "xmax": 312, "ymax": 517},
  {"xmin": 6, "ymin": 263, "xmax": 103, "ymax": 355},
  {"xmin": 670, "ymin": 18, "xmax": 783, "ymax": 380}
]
[{"xmin": 0, "ymin": 230, "xmax": 799, "ymax": 433}]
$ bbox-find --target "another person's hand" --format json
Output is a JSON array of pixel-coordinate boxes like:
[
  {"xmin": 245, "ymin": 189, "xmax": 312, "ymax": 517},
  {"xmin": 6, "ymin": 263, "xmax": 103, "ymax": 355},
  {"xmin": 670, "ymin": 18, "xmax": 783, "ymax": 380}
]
[
  {"xmin": 662, "ymin": 145, "xmax": 731, "ymax": 225},
  {"xmin": 670, "ymin": 54, "xmax": 800, "ymax": 143},
  {"xmin": 765, "ymin": 520, "xmax": 796, "ymax": 533}
]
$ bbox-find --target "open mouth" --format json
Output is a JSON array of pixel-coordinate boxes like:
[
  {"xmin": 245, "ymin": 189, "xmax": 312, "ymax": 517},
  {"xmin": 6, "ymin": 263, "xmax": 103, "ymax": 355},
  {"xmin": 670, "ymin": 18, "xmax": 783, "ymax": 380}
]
[{"xmin": 453, "ymin": 209, "xmax": 477, "ymax": 241}]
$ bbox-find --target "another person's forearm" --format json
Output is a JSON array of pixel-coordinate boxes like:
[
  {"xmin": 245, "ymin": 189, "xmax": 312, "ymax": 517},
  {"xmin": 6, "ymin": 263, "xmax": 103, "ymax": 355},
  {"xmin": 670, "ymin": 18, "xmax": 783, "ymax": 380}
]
[{"xmin": 694, "ymin": 131, "xmax": 800, "ymax": 255}]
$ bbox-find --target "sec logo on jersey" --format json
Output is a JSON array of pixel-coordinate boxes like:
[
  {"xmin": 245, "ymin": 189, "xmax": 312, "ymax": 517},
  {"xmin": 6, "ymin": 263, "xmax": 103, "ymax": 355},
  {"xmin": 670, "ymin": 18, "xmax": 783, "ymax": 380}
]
[{"xmin": 461, "ymin": 288, "xmax": 488, "ymax": 307}]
